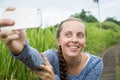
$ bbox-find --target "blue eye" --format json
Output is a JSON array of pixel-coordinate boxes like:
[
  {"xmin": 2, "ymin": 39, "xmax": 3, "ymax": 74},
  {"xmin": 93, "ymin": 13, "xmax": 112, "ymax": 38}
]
[
  {"xmin": 77, "ymin": 32, "xmax": 84, "ymax": 38},
  {"xmin": 65, "ymin": 32, "xmax": 72, "ymax": 37}
]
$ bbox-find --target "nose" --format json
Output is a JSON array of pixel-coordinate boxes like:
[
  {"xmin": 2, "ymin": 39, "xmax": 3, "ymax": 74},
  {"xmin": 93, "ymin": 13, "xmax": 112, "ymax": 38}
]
[{"xmin": 71, "ymin": 35, "xmax": 78, "ymax": 43}]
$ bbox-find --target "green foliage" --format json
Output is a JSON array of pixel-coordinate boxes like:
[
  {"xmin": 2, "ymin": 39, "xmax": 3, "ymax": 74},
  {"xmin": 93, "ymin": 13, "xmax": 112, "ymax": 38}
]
[
  {"xmin": 116, "ymin": 66, "xmax": 120, "ymax": 80},
  {"xmin": 0, "ymin": 42, "xmax": 34, "ymax": 80},
  {"xmin": 26, "ymin": 27, "xmax": 57, "ymax": 52},
  {"xmin": 85, "ymin": 23, "xmax": 120, "ymax": 55},
  {"xmin": 101, "ymin": 21, "xmax": 120, "ymax": 32},
  {"xmin": 71, "ymin": 9, "xmax": 98, "ymax": 23},
  {"xmin": 105, "ymin": 17, "xmax": 120, "ymax": 26}
]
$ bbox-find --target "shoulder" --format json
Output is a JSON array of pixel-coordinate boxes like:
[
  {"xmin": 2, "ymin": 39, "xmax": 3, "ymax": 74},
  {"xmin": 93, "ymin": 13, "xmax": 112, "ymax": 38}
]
[
  {"xmin": 86, "ymin": 52, "xmax": 103, "ymax": 70},
  {"xmin": 87, "ymin": 52, "xmax": 103, "ymax": 63},
  {"xmin": 81, "ymin": 53, "xmax": 103, "ymax": 79},
  {"xmin": 43, "ymin": 49, "xmax": 59, "ymax": 63},
  {"xmin": 43, "ymin": 49, "xmax": 58, "ymax": 56}
]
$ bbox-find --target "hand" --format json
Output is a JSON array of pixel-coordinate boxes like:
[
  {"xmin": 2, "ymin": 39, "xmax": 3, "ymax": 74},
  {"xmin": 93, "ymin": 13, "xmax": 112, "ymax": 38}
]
[
  {"xmin": 32, "ymin": 54, "xmax": 55, "ymax": 80},
  {"xmin": 0, "ymin": 29, "xmax": 26, "ymax": 55},
  {"xmin": 0, "ymin": 7, "xmax": 26, "ymax": 55}
]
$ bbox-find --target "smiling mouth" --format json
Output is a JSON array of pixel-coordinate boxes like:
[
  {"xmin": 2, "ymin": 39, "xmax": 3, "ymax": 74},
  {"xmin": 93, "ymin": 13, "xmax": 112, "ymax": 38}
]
[{"xmin": 68, "ymin": 45, "xmax": 80, "ymax": 49}]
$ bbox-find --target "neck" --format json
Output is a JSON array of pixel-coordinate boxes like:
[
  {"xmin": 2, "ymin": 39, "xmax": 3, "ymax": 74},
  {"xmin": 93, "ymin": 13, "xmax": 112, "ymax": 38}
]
[
  {"xmin": 65, "ymin": 52, "xmax": 83, "ymax": 68},
  {"xmin": 66, "ymin": 52, "xmax": 88, "ymax": 75}
]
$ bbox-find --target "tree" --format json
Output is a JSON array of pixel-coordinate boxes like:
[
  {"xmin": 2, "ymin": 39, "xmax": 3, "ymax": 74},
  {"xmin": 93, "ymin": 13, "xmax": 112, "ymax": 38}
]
[
  {"xmin": 94, "ymin": 0, "xmax": 102, "ymax": 28},
  {"xmin": 105, "ymin": 17, "xmax": 120, "ymax": 26},
  {"xmin": 71, "ymin": 9, "xmax": 98, "ymax": 23}
]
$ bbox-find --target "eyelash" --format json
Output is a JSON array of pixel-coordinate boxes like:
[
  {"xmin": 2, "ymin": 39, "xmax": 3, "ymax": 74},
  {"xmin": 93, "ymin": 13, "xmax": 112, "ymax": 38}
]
[
  {"xmin": 65, "ymin": 33, "xmax": 71, "ymax": 37},
  {"xmin": 65, "ymin": 32, "xmax": 84, "ymax": 38},
  {"xmin": 77, "ymin": 33, "xmax": 84, "ymax": 38}
]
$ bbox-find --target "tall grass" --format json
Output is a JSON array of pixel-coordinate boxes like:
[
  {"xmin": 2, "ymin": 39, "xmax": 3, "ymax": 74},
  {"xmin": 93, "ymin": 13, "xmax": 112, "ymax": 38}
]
[
  {"xmin": 116, "ymin": 66, "xmax": 120, "ymax": 80},
  {"xmin": 116, "ymin": 46, "xmax": 120, "ymax": 80},
  {"xmin": 26, "ymin": 27, "xmax": 57, "ymax": 52},
  {"xmin": 0, "ymin": 22, "xmax": 120, "ymax": 79},
  {"xmin": 0, "ymin": 42, "xmax": 36, "ymax": 80},
  {"xmin": 85, "ymin": 22, "xmax": 120, "ymax": 55}
]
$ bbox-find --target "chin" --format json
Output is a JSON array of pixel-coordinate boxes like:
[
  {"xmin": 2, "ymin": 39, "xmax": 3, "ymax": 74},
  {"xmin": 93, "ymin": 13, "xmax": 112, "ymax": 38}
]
[{"xmin": 66, "ymin": 51, "xmax": 80, "ymax": 58}]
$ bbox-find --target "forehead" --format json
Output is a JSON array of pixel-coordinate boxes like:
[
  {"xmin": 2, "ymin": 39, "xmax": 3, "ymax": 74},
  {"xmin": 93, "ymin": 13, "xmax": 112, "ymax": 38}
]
[{"xmin": 61, "ymin": 20, "xmax": 85, "ymax": 32}]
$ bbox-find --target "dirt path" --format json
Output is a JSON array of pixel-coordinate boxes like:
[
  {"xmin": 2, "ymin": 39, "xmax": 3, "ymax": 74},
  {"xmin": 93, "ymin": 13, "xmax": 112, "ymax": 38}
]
[{"xmin": 100, "ymin": 44, "xmax": 120, "ymax": 80}]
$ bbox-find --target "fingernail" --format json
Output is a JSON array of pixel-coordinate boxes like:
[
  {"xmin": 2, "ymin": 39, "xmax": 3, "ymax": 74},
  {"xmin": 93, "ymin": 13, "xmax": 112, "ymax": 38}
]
[{"xmin": 7, "ymin": 19, "xmax": 15, "ymax": 25}]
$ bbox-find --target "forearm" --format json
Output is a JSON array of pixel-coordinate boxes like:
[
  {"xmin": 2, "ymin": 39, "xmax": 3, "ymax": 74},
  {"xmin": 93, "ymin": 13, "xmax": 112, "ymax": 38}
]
[{"xmin": 11, "ymin": 40, "xmax": 44, "ymax": 71}]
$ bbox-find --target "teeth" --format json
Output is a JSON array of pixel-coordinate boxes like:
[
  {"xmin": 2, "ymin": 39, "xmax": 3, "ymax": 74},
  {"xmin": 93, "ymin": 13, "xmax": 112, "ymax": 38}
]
[{"xmin": 69, "ymin": 45, "xmax": 78, "ymax": 48}]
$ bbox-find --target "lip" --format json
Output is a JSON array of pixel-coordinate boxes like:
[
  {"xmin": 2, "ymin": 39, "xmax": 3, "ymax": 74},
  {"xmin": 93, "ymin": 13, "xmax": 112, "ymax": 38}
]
[{"xmin": 68, "ymin": 45, "xmax": 80, "ymax": 52}]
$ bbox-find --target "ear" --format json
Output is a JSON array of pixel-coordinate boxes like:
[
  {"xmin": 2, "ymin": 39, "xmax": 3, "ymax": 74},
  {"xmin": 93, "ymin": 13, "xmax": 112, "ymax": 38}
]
[
  {"xmin": 56, "ymin": 39, "xmax": 60, "ymax": 46},
  {"xmin": 84, "ymin": 40, "xmax": 86, "ymax": 48},
  {"xmin": 84, "ymin": 44, "xmax": 86, "ymax": 48}
]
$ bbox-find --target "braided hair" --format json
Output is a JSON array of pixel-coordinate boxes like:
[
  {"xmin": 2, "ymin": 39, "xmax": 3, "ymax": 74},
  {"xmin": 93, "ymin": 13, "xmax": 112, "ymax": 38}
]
[{"xmin": 58, "ymin": 46, "xmax": 67, "ymax": 80}]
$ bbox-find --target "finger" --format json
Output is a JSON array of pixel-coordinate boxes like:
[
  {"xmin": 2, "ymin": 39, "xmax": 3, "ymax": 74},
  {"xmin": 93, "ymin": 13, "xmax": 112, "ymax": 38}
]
[
  {"xmin": 34, "ymin": 71, "xmax": 47, "ymax": 80},
  {"xmin": 38, "ymin": 64, "xmax": 54, "ymax": 75},
  {"xmin": 0, "ymin": 19, "xmax": 15, "ymax": 26},
  {"xmin": 0, "ymin": 33, "xmax": 7, "ymax": 39},
  {"xmin": 31, "ymin": 68, "xmax": 47, "ymax": 77},
  {"xmin": 38, "ymin": 65, "xmax": 53, "ymax": 73},
  {"xmin": 38, "ymin": 65, "xmax": 48, "ymax": 71},
  {"xmin": 16, "ymin": 29, "xmax": 26, "ymax": 39},
  {"xmin": 32, "ymin": 69, "xmax": 51, "ymax": 80},
  {"xmin": 32, "ymin": 70, "xmax": 43, "ymax": 75},
  {"xmin": 0, "ymin": 30, "xmax": 12, "ymax": 37},
  {"xmin": 39, "ymin": 64, "xmax": 45, "ymax": 68},
  {"xmin": 4, "ymin": 34, "xmax": 19, "ymax": 45},
  {"xmin": 41, "ymin": 54, "xmax": 51, "ymax": 67},
  {"xmin": 0, "ymin": 30, "xmax": 19, "ymax": 39},
  {"xmin": 5, "ymin": 7, "xmax": 16, "ymax": 11}
]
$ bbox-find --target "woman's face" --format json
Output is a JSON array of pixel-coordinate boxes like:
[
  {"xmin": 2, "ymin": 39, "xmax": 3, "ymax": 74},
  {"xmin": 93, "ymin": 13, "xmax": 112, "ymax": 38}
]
[{"xmin": 57, "ymin": 20, "xmax": 86, "ymax": 58}]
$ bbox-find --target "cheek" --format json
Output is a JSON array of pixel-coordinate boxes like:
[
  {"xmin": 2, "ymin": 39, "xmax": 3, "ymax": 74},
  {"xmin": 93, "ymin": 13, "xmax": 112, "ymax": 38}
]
[
  {"xmin": 80, "ymin": 38, "xmax": 86, "ymax": 47},
  {"xmin": 58, "ymin": 37, "xmax": 69, "ymax": 45}
]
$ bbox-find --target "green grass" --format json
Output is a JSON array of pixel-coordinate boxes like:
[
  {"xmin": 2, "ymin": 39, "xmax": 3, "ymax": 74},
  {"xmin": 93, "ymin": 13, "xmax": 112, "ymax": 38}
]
[
  {"xmin": 85, "ymin": 23, "xmax": 120, "ymax": 55},
  {"xmin": 116, "ymin": 47, "xmax": 120, "ymax": 80},
  {"xmin": 116, "ymin": 66, "xmax": 120, "ymax": 80}
]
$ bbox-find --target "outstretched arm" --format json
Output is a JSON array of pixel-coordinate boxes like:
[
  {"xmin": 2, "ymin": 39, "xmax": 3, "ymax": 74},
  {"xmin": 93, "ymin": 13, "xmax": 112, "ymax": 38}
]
[
  {"xmin": 0, "ymin": 7, "xmax": 44, "ymax": 71},
  {"xmin": 11, "ymin": 40, "xmax": 44, "ymax": 70}
]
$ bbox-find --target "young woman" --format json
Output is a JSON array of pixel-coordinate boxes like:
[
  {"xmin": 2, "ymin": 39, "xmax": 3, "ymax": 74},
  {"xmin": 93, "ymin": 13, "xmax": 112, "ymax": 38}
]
[{"xmin": 0, "ymin": 8, "xmax": 103, "ymax": 80}]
